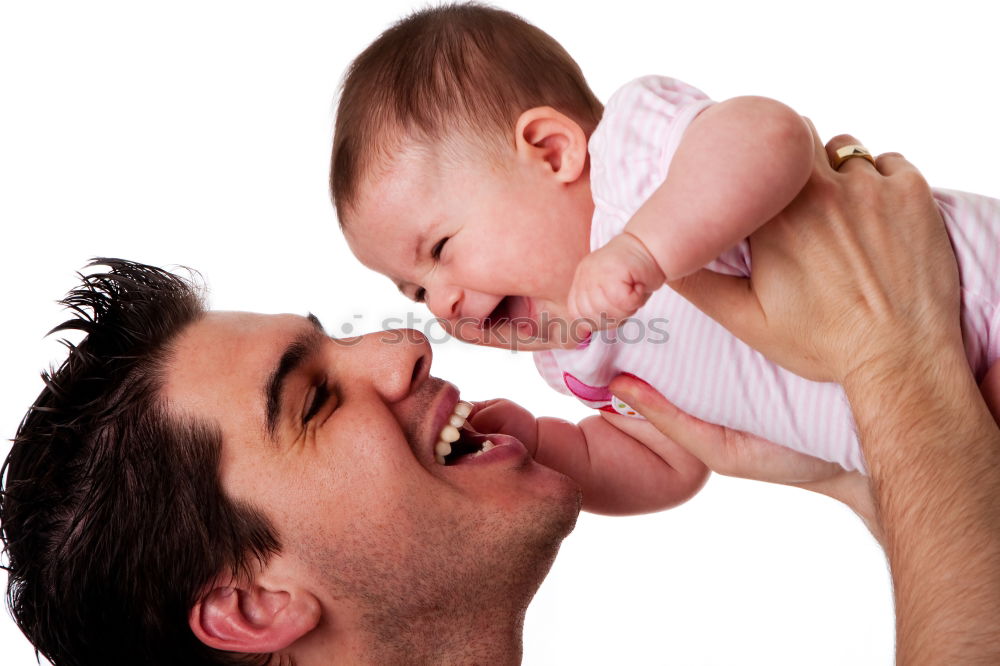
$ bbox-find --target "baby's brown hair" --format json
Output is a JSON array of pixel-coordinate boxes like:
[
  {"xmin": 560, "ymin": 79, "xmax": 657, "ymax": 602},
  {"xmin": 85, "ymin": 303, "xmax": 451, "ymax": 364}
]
[{"xmin": 330, "ymin": 2, "xmax": 603, "ymax": 220}]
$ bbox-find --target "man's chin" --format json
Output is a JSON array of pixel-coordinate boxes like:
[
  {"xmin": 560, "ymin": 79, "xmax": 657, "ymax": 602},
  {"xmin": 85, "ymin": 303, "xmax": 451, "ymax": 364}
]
[
  {"xmin": 509, "ymin": 480, "xmax": 581, "ymax": 591},
  {"xmin": 520, "ymin": 464, "xmax": 582, "ymax": 541},
  {"xmin": 458, "ymin": 446, "xmax": 580, "ymax": 550}
]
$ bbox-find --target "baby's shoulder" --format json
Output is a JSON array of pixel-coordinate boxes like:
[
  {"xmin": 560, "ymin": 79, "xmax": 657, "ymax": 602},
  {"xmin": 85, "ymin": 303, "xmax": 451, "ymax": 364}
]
[
  {"xmin": 590, "ymin": 75, "xmax": 716, "ymax": 202},
  {"xmin": 594, "ymin": 75, "xmax": 713, "ymax": 151},
  {"xmin": 604, "ymin": 75, "xmax": 712, "ymax": 115}
]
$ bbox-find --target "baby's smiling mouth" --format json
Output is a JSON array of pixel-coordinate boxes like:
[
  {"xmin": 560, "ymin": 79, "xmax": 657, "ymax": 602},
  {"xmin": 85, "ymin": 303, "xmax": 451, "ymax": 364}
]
[{"xmin": 483, "ymin": 296, "xmax": 533, "ymax": 329}]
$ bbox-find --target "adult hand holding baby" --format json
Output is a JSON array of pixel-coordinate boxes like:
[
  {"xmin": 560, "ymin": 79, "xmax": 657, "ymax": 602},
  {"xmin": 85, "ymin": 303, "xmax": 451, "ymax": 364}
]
[
  {"xmin": 610, "ymin": 123, "xmax": 954, "ymax": 494},
  {"xmin": 659, "ymin": 125, "xmax": 960, "ymax": 384},
  {"xmin": 612, "ymin": 129, "xmax": 1000, "ymax": 664}
]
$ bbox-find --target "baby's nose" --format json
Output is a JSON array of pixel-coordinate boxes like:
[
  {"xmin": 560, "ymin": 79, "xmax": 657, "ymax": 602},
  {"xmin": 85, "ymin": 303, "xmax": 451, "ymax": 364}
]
[{"xmin": 426, "ymin": 284, "xmax": 462, "ymax": 321}]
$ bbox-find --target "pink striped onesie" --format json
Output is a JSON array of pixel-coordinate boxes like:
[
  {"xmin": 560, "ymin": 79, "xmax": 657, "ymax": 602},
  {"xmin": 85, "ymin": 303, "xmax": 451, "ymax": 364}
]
[{"xmin": 534, "ymin": 75, "xmax": 1000, "ymax": 473}]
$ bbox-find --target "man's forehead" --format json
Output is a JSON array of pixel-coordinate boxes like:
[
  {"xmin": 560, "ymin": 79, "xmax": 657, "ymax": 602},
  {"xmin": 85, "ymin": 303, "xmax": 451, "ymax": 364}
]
[{"xmin": 162, "ymin": 311, "xmax": 319, "ymax": 424}]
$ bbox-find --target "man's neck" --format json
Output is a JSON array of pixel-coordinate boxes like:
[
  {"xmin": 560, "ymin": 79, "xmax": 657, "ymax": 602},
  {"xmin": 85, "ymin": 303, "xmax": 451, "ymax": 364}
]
[
  {"xmin": 297, "ymin": 603, "xmax": 528, "ymax": 665},
  {"xmin": 368, "ymin": 607, "xmax": 526, "ymax": 665}
]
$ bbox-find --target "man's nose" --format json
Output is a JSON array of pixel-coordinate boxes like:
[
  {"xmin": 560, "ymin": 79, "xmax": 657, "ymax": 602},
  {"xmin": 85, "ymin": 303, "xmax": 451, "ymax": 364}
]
[{"xmin": 338, "ymin": 329, "xmax": 432, "ymax": 403}]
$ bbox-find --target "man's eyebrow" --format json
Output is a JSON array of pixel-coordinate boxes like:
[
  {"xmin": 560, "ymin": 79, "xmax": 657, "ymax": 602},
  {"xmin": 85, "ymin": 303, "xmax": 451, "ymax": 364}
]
[
  {"xmin": 264, "ymin": 314, "xmax": 326, "ymax": 437},
  {"xmin": 306, "ymin": 312, "xmax": 325, "ymax": 333}
]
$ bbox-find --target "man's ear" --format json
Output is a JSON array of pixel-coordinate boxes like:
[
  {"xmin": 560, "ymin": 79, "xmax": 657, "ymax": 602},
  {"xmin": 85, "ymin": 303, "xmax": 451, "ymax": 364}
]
[
  {"xmin": 188, "ymin": 566, "xmax": 321, "ymax": 655},
  {"xmin": 514, "ymin": 106, "xmax": 588, "ymax": 184}
]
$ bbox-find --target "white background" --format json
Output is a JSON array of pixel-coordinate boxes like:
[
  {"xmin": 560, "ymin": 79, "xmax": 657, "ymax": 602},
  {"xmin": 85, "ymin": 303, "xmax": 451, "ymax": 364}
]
[{"xmin": 2, "ymin": 1, "xmax": 998, "ymax": 664}]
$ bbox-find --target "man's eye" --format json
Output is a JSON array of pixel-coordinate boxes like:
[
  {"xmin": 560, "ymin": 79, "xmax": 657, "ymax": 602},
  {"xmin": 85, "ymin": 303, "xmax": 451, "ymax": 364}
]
[
  {"xmin": 431, "ymin": 237, "xmax": 449, "ymax": 260},
  {"xmin": 303, "ymin": 382, "xmax": 331, "ymax": 424},
  {"xmin": 414, "ymin": 287, "xmax": 427, "ymax": 303}
]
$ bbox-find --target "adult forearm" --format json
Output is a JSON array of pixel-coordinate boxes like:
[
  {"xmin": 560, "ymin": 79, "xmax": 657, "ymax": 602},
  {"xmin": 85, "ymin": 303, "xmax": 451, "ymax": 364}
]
[{"xmin": 844, "ymin": 341, "xmax": 1000, "ymax": 664}]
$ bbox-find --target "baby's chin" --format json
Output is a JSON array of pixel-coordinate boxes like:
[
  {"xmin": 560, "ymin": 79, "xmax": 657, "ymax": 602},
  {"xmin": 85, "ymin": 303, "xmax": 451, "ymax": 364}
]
[{"xmin": 450, "ymin": 317, "xmax": 588, "ymax": 352}]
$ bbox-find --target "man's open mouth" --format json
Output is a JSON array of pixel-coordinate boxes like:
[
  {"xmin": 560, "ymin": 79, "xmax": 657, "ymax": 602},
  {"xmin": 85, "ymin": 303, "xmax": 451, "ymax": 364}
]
[{"xmin": 434, "ymin": 400, "xmax": 496, "ymax": 465}]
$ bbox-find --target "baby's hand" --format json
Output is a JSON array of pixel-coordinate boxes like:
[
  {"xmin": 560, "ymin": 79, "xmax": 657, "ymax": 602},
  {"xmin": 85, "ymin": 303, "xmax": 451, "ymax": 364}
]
[{"xmin": 568, "ymin": 232, "xmax": 666, "ymax": 332}]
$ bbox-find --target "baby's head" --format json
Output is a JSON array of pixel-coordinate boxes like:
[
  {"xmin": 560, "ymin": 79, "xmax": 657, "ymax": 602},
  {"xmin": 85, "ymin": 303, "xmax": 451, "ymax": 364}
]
[{"xmin": 333, "ymin": 3, "xmax": 603, "ymax": 351}]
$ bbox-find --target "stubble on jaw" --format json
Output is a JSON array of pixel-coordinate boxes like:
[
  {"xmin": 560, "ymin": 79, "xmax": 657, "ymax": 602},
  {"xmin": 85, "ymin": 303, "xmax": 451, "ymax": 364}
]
[
  {"xmin": 296, "ymin": 488, "xmax": 578, "ymax": 664},
  {"xmin": 285, "ymin": 373, "xmax": 580, "ymax": 662}
]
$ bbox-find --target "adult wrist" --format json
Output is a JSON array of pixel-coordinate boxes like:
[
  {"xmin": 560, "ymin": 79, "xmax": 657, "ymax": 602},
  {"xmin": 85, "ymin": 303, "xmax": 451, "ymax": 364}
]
[
  {"xmin": 841, "ymin": 334, "xmax": 984, "ymax": 474},
  {"xmin": 838, "ymin": 323, "xmax": 964, "ymax": 393},
  {"xmin": 839, "ymin": 325, "xmax": 1000, "ymax": 664}
]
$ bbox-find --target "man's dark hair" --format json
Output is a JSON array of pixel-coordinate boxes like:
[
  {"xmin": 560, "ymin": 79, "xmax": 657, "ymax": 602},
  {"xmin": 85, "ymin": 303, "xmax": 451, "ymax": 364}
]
[{"xmin": 1, "ymin": 259, "xmax": 282, "ymax": 666}]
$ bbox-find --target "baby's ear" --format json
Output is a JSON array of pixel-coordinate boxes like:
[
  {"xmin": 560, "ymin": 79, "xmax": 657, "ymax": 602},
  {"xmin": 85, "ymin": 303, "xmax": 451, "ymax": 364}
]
[{"xmin": 514, "ymin": 106, "xmax": 588, "ymax": 184}]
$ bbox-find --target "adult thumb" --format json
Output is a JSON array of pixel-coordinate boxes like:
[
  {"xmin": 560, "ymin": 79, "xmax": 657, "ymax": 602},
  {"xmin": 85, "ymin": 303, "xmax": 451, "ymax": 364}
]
[{"xmin": 668, "ymin": 268, "xmax": 765, "ymax": 342}]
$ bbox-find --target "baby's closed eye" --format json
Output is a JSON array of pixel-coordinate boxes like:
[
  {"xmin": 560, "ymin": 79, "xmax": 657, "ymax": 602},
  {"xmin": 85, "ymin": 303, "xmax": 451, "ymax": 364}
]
[{"xmin": 431, "ymin": 237, "xmax": 449, "ymax": 259}]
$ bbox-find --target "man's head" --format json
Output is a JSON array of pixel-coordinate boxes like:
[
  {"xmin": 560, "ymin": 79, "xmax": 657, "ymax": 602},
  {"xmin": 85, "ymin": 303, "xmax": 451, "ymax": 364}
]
[
  {"xmin": 333, "ymin": 3, "xmax": 604, "ymax": 351},
  {"xmin": 3, "ymin": 259, "xmax": 579, "ymax": 665},
  {"xmin": 1, "ymin": 259, "xmax": 280, "ymax": 665}
]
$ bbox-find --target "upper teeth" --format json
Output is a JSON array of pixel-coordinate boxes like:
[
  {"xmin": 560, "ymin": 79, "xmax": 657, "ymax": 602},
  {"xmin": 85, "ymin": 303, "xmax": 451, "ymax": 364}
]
[{"xmin": 435, "ymin": 401, "xmax": 472, "ymax": 464}]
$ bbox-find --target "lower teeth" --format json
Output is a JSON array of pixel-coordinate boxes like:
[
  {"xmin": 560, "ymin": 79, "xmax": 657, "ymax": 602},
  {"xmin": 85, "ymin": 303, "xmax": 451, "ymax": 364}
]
[
  {"xmin": 471, "ymin": 440, "xmax": 496, "ymax": 458},
  {"xmin": 437, "ymin": 438, "xmax": 498, "ymax": 464}
]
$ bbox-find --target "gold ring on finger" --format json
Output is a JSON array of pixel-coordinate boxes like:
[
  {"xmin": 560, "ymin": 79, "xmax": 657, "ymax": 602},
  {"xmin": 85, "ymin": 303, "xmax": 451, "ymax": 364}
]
[{"xmin": 832, "ymin": 144, "xmax": 877, "ymax": 170}]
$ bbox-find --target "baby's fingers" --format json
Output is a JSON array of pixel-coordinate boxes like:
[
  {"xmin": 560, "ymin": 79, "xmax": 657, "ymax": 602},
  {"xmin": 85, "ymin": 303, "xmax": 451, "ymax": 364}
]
[
  {"xmin": 569, "ymin": 264, "xmax": 608, "ymax": 321},
  {"xmin": 570, "ymin": 285, "xmax": 614, "ymax": 331}
]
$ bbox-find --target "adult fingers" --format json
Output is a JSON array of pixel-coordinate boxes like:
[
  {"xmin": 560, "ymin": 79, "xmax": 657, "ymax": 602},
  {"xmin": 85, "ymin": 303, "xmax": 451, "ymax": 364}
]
[
  {"xmin": 610, "ymin": 373, "xmax": 842, "ymax": 483},
  {"xmin": 825, "ymin": 133, "xmax": 863, "ymax": 162},
  {"xmin": 802, "ymin": 117, "xmax": 830, "ymax": 168},
  {"xmin": 875, "ymin": 151, "xmax": 920, "ymax": 178},
  {"xmin": 609, "ymin": 373, "xmax": 733, "ymax": 473},
  {"xmin": 826, "ymin": 133, "xmax": 878, "ymax": 174}
]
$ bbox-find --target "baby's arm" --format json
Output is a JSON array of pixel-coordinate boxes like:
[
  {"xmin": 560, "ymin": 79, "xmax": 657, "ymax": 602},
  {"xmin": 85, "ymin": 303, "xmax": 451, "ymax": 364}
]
[
  {"xmin": 540, "ymin": 414, "xmax": 710, "ymax": 514},
  {"xmin": 632, "ymin": 96, "xmax": 815, "ymax": 278},
  {"xmin": 570, "ymin": 97, "xmax": 814, "ymax": 324},
  {"xmin": 470, "ymin": 400, "xmax": 709, "ymax": 515}
]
